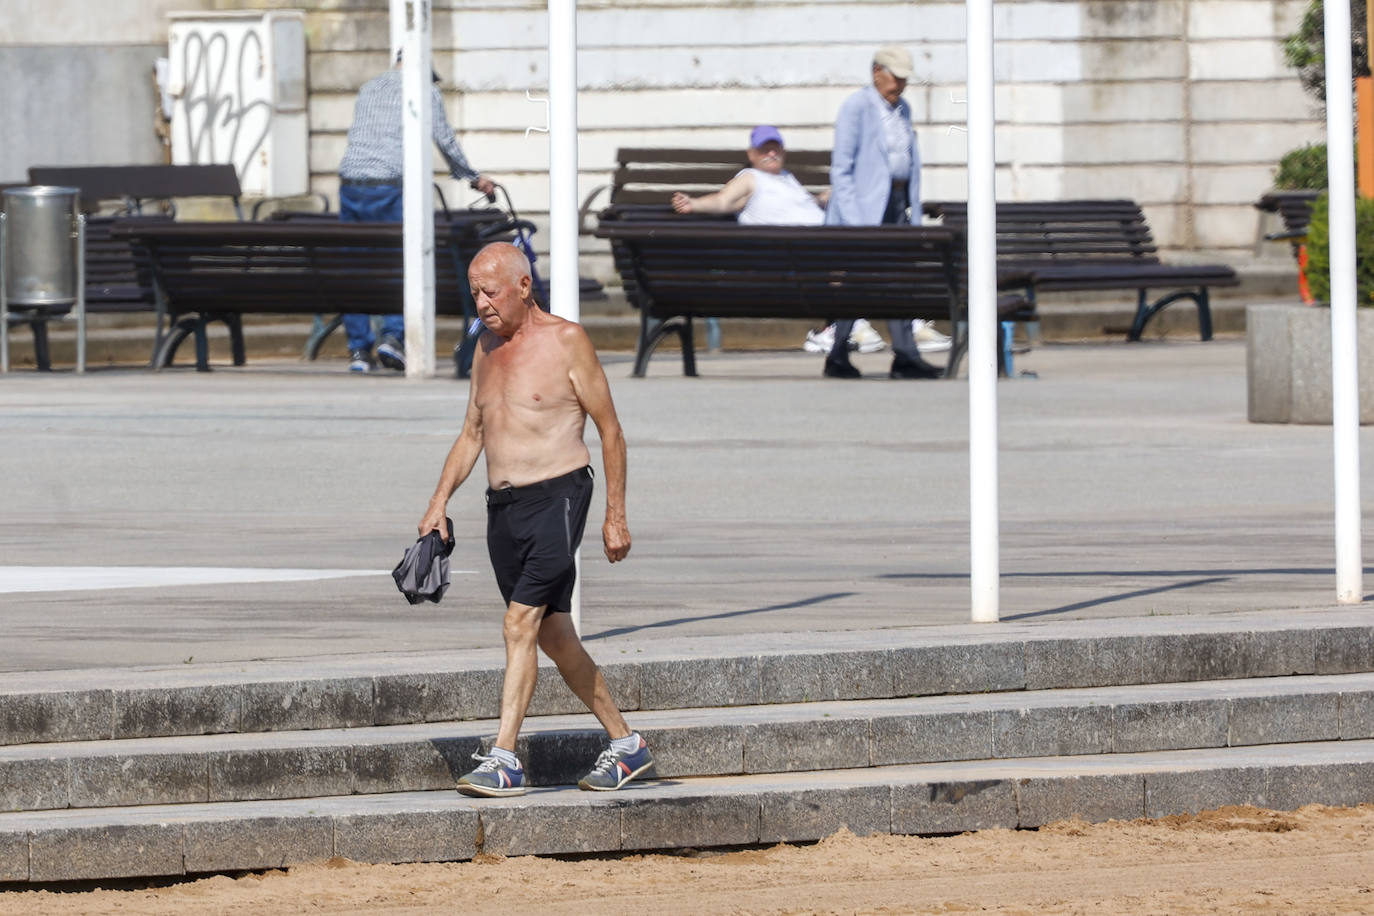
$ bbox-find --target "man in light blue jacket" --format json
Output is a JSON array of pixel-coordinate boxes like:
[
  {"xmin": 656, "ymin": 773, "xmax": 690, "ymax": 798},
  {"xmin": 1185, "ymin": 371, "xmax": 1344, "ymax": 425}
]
[{"xmin": 822, "ymin": 45, "xmax": 943, "ymax": 380}]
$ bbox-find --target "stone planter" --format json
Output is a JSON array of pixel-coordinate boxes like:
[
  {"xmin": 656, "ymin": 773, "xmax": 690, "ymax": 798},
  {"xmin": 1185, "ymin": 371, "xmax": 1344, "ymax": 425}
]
[{"xmin": 1247, "ymin": 303, "xmax": 1374, "ymax": 424}]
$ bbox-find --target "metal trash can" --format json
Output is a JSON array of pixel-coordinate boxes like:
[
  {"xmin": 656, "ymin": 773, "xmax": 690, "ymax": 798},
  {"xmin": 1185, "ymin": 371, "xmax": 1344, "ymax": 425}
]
[{"xmin": 1, "ymin": 186, "xmax": 87, "ymax": 373}]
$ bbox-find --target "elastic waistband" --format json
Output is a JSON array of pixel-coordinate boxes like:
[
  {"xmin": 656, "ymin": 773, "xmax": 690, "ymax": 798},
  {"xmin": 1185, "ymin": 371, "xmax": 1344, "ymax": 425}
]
[
  {"xmin": 341, "ymin": 177, "xmax": 402, "ymax": 188},
  {"xmin": 486, "ymin": 466, "xmax": 593, "ymax": 505}
]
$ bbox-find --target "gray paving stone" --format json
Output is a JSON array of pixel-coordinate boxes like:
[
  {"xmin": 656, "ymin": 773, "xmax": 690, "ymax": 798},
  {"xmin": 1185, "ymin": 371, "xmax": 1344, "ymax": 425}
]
[
  {"xmin": 1143, "ymin": 767, "xmax": 1271, "ymax": 817},
  {"xmin": 759, "ymin": 785, "xmax": 891, "ymax": 843},
  {"xmin": 1265, "ymin": 761, "xmax": 1374, "ymax": 810},
  {"xmin": 209, "ymin": 747, "xmax": 352, "ymax": 802},
  {"xmin": 480, "ymin": 800, "xmax": 622, "ymax": 857},
  {"xmin": 350, "ymin": 739, "xmax": 476, "ymax": 795},
  {"xmin": 639, "ymin": 724, "xmax": 743, "ymax": 778},
  {"xmin": 758, "ymin": 651, "xmax": 892, "ymax": 704},
  {"xmin": 527, "ymin": 662, "xmax": 640, "ymax": 717},
  {"xmin": 112, "ymin": 686, "xmax": 239, "ymax": 740},
  {"xmin": 743, "ymin": 718, "xmax": 868, "ymax": 774},
  {"xmin": 1317, "ymin": 627, "xmax": 1374, "ymax": 674},
  {"xmin": 1148, "ymin": 631, "xmax": 1311, "ymax": 685},
  {"xmin": 522, "ymin": 729, "xmax": 611, "ymax": 786},
  {"xmin": 870, "ymin": 710, "xmax": 994, "ymax": 766},
  {"xmin": 0, "ymin": 758, "xmax": 68, "ymax": 812},
  {"xmin": 1340, "ymin": 691, "xmax": 1374, "ymax": 740},
  {"xmin": 336, "ymin": 809, "xmax": 479, "ymax": 864},
  {"xmin": 892, "ymin": 642, "xmax": 1025, "ymax": 697},
  {"xmin": 30, "ymin": 823, "xmax": 184, "ymax": 882},
  {"xmin": 892, "ymin": 779, "xmax": 1018, "ymax": 835},
  {"xmin": 993, "ymin": 706, "xmax": 1113, "ymax": 758},
  {"xmin": 185, "ymin": 816, "xmax": 333, "ymax": 873},
  {"xmin": 639, "ymin": 656, "xmax": 759, "ymax": 708},
  {"xmin": 240, "ymin": 678, "xmax": 374, "ymax": 732},
  {"xmin": 373, "ymin": 669, "xmax": 503, "ymax": 725},
  {"xmin": 0, "ymin": 690, "xmax": 111, "ymax": 746},
  {"xmin": 69, "ymin": 754, "xmax": 208, "ymax": 808},
  {"xmin": 1017, "ymin": 774, "xmax": 1144, "ymax": 828},
  {"xmin": 1229, "ymin": 694, "xmax": 1340, "ymax": 746},
  {"xmin": 1024, "ymin": 637, "xmax": 1143, "ymax": 689},
  {"xmin": 621, "ymin": 792, "xmax": 759, "ymax": 851},
  {"xmin": 1112, "ymin": 699, "xmax": 1229, "ymax": 753},
  {"xmin": 0, "ymin": 830, "xmax": 27, "ymax": 882}
]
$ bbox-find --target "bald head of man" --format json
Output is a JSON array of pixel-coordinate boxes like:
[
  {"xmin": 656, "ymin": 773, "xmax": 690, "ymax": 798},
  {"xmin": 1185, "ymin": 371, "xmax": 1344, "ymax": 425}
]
[{"xmin": 468, "ymin": 241, "xmax": 538, "ymax": 338}]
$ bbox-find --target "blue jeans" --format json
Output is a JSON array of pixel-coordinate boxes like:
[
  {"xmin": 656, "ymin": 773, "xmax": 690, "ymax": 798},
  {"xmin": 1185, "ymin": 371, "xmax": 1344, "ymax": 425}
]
[{"xmin": 339, "ymin": 183, "xmax": 405, "ymax": 351}]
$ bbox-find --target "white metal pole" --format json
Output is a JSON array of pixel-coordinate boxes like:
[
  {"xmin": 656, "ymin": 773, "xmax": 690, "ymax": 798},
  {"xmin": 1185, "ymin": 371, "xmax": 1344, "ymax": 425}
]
[
  {"xmin": 549, "ymin": 0, "xmax": 583, "ymax": 631},
  {"xmin": 549, "ymin": 0, "xmax": 580, "ymax": 325},
  {"xmin": 967, "ymin": 0, "xmax": 1000, "ymax": 622},
  {"xmin": 398, "ymin": 0, "xmax": 436, "ymax": 378},
  {"xmin": 1323, "ymin": 0, "xmax": 1364, "ymax": 604}
]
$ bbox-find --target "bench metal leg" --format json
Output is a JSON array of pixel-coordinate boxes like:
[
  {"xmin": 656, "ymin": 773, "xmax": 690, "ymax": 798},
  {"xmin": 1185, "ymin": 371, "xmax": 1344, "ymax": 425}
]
[
  {"xmin": 193, "ymin": 316, "xmax": 211, "ymax": 372},
  {"xmin": 632, "ymin": 315, "xmax": 696, "ymax": 378},
  {"xmin": 1129, "ymin": 288, "xmax": 1212, "ymax": 342},
  {"xmin": 225, "ymin": 314, "xmax": 246, "ymax": 366},
  {"xmin": 305, "ymin": 314, "xmax": 344, "ymax": 361},
  {"xmin": 29, "ymin": 320, "xmax": 52, "ymax": 372},
  {"xmin": 153, "ymin": 316, "xmax": 198, "ymax": 370}
]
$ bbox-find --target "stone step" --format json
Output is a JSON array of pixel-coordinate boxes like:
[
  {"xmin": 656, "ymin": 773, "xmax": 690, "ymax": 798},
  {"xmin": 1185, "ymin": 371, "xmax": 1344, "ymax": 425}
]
[
  {"xmin": 3, "ymin": 607, "xmax": 1371, "ymax": 747},
  {"xmin": 4, "ymin": 672, "xmax": 1371, "ymax": 814},
  {"xmin": 1, "ymin": 738, "xmax": 1371, "ymax": 883}
]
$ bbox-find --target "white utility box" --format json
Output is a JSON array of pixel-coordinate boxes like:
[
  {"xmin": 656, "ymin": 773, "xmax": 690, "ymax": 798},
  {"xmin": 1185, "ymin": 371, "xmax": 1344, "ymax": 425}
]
[{"xmin": 166, "ymin": 10, "xmax": 308, "ymax": 197}]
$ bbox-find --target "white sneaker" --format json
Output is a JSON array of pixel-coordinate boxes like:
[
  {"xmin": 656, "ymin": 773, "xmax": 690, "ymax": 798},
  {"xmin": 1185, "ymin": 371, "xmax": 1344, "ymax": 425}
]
[
  {"xmin": 803, "ymin": 324, "xmax": 836, "ymax": 353},
  {"xmin": 911, "ymin": 319, "xmax": 952, "ymax": 353},
  {"xmin": 850, "ymin": 318, "xmax": 887, "ymax": 353}
]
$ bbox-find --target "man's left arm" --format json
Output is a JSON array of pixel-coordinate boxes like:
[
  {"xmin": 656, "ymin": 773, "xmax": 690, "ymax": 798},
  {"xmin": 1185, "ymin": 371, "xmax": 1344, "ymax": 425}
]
[
  {"xmin": 429, "ymin": 84, "xmax": 493, "ymax": 195},
  {"xmin": 566, "ymin": 326, "xmax": 630, "ymax": 563}
]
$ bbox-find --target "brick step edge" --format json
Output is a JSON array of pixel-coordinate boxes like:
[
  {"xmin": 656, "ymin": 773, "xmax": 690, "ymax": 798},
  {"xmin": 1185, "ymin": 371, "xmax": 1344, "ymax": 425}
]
[
  {"xmin": 4, "ymin": 610, "xmax": 1373, "ymax": 747},
  {"xmin": 4, "ymin": 671, "xmax": 1374, "ymax": 813},
  {"xmin": 1, "ymin": 738, "xmax": 1371, "ymax": 884}
]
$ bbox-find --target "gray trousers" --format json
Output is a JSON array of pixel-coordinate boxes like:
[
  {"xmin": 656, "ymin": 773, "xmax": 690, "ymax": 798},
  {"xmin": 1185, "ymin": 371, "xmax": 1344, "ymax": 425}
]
[
  {"xmin": 828, "ymin": 318, "xmax": 921, "ymax": 363},
  {"xmin": 828, "ymin": 182, "xmax": 922, "ymax": 364}
]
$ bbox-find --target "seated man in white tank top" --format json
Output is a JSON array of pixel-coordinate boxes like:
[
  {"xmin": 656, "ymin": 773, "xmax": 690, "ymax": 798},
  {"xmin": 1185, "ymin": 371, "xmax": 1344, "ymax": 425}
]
[
  {"xmin": 671, "ymin": 125, "xmax": 826, "ymax": 225},
  {"xmin": 670, "ymin": 126, "xmax": 899, "ymax": 359}
]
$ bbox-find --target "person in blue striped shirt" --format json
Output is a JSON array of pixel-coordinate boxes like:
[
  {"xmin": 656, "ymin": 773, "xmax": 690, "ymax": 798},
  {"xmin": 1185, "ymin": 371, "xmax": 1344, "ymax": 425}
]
[{"xmin": 337, "ymin": 53, "xmax": 495, "ymax": 372}]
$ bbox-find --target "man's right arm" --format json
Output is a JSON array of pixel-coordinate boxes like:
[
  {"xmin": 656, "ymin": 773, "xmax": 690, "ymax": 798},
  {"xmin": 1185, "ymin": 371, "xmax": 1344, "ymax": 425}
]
[
  {"xmin": 671, "ymin": 171, "xmax": 755, "ymax": 215},
  {"xmin": 828, "ymin": 94, "xmax": 863, "ymax": 221},
  {"xmin": 419, "ymin": 375, "xmax": 485, "ymax": 537}
]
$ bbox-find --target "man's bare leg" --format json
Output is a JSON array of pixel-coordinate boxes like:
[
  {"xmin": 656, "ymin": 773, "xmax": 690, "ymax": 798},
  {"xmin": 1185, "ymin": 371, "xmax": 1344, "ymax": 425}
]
[
  {"xmin": 537, "ymin": 612, "xmax": 631, "ymax": 739},
  {"xmin": 494, "ymin": 600, "xmax": 545, "ymax": 750}
]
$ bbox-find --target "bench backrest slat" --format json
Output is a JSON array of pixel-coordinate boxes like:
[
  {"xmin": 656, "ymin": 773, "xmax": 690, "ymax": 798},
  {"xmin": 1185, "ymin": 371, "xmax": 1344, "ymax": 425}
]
[
  {"xmin": 27, "ymin": 165, "xmax": 243, "ymax": 209},
  {"xmin": 607, "ymin": 148, "xmax": 832, "ymax": 207},
  {"xmin": 924, "ymin": 199, "xmax": 1163, "ymax": 265}
]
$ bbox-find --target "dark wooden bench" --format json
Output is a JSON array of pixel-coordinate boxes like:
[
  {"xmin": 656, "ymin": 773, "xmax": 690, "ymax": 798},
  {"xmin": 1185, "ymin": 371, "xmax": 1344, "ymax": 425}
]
[
  {"xmin": 1255, "ymin": 189, "xmax": 1321, "ymax": 304},
  {"xmin": 4, "ymin": 166, "xmax": 246, "ymax": 369},
  {"xmin": 579, "ymin": 147, "xmax": 831, "ymax": 232},
  {"xmin": 111, "ymin": 216, "xmax": 515, "ymax": 371},
  {"xmin": 923, "ymin": 199, "xmax": 1239, "ymax": 340},
  {"xmin": 595, "ymin": 206, "xmax": 1034, "ymax": 377}
]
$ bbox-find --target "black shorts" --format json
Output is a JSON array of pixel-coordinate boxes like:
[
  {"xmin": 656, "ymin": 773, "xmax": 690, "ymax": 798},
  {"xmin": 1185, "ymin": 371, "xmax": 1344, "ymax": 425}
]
[{"xmin": 485, "ymin": 466, "xmax": 594, "ymax": 615}]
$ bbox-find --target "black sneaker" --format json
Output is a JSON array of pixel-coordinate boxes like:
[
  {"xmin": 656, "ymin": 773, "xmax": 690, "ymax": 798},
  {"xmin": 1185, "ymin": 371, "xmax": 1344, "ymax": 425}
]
[
  {"xmin": 823, "ymin": 358, "xmax": 862, "ymax": 379},
  {"xmin": 348, "ymin": 349, "xmax": 375, "ymax": 373},
  {"xmin": 889, "ymin": 353, "xmax": 943, "ymax": 379},
  {"xmin": 376, "ymin": 337, "xmax": 406, "ymax": 371}
]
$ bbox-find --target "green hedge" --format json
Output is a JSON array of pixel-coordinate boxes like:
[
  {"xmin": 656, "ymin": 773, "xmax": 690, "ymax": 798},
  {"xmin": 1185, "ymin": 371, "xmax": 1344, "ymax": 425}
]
[{"xmin": 1304, "ymin": 191, "xmax": 1374, "ymax": 306}]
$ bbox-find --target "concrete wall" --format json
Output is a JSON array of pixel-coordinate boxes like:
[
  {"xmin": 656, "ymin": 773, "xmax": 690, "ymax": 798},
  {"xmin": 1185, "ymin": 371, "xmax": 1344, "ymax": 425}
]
[
  {"xmin": 0, "ymin": 0, "xmax": 216, "ymax": 182},
  {"xmin": 2, "ymin": 0, "xmax": 1324, "ymax": 279}
]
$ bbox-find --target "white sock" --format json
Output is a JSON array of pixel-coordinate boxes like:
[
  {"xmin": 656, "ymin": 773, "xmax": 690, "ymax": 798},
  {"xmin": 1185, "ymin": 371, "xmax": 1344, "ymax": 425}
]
[
  {"xmin": 610, "ymin": 732, "xmax": 641, "ymax": 755},
  {"xmin": 490, "ymin": 746, "xmax": 521, "ymax": 769}
]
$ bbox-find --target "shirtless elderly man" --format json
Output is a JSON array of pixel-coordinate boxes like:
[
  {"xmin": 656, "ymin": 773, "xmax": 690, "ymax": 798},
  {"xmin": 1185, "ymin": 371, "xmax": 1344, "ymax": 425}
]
[{"xmin": 418, "ymin": 241, "xmax": 652, "ymax": 797}]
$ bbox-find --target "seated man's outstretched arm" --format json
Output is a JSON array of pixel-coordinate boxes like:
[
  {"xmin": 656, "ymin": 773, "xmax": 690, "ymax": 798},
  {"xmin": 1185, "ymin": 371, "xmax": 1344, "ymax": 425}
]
[{"xmin": 671, "ymin": 171, "xmax": 756, "ymax": 215}]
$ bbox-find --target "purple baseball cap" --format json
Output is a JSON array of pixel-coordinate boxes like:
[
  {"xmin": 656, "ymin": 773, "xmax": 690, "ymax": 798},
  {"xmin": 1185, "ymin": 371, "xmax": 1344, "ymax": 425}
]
[{"xmin": 749, "ymin": 125, "xmax": 785, "ymax": 149}]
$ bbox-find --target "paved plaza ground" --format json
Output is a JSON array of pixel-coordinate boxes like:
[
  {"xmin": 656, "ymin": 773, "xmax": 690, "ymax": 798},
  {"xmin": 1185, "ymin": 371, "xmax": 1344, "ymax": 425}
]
[{"xmin": 0, "ymin": 336, "xmax": 1367, "ymax": 673}]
